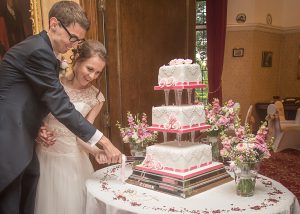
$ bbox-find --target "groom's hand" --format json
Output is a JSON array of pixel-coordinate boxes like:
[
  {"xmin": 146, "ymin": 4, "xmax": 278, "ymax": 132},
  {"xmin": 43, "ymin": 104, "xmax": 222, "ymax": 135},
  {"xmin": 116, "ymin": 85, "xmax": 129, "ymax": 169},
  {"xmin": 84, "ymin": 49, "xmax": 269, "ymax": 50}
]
[{"xmin": 98, "ymin": 135, "xmax": 122, "ymax": 164}]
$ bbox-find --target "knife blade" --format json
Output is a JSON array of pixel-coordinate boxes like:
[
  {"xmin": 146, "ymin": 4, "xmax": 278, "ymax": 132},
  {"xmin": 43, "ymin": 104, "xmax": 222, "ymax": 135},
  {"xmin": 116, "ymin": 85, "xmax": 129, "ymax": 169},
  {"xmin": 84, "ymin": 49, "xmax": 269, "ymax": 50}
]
[{"xmin": 125, "ymin": 156, "xmax": 145, "ymax": 162}]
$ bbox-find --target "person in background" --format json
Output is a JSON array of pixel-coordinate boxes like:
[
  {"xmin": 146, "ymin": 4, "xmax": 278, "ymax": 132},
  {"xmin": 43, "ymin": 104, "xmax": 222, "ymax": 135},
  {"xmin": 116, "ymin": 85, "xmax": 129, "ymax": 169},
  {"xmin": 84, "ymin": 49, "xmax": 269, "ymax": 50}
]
[
  {"xmin": 0, "ymin": 1, "xmax": 121, "ymax": 214},
  {"xmin": 35, "ymin": 40, "xmax": 108, "ymax": 214}
]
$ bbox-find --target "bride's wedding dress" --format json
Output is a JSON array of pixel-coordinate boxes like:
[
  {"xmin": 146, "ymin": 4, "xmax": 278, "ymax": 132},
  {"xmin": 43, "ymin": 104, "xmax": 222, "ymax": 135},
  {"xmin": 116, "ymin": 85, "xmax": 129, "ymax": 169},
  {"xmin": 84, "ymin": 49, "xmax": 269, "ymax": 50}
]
[{"xmin": 34, "ymin": 84, "xmax": 105, "ymax": 214}]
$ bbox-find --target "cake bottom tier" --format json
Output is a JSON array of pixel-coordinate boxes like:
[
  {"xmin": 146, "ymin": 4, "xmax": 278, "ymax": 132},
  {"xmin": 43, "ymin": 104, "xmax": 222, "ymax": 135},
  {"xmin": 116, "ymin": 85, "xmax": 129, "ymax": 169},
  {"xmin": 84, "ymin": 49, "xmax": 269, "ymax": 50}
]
[{"xmin": 126, "ymin": 162, "xmax": 233, "ymax": 198}]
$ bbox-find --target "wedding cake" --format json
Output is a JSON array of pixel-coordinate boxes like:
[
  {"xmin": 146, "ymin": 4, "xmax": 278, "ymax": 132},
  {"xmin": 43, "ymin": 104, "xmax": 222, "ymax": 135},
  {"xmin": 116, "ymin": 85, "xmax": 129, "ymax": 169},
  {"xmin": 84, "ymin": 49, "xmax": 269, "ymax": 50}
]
[{"xmin": 126, "ymin": 59, "xmax": 232, "ymax": 198}]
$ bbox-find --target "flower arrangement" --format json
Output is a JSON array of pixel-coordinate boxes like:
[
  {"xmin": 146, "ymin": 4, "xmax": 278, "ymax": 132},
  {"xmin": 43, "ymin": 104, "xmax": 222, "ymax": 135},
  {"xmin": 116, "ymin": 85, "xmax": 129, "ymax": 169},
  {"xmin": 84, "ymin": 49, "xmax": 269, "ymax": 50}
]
[
  {"xmin": 220, "ymin": 122, "xmax": 273, "ymax": 165},
  {"xmin": 116, "ymin": 112, "xmax": 158, "ymax": 154},
  {"xmin": 205, "ymin": 98, "xmax": 240, "ymax": 136},
  {"xmin": 220, "ymin": 122, "xmax": 273, "ymax": 196}
]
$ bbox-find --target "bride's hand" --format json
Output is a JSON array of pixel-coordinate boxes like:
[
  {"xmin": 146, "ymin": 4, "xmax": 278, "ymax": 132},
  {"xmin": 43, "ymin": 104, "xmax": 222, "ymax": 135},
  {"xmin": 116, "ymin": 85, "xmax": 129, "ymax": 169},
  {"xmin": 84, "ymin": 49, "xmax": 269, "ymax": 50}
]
[{"xmin": 35, "ymin": 123, "xmax": 56, "ymax": 147}]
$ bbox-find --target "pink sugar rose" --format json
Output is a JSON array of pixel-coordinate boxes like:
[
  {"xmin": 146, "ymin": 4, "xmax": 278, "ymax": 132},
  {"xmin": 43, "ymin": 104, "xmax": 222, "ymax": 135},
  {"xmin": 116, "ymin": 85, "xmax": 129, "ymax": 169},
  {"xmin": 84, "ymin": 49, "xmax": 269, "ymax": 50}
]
[
  {"xmin": 176, "ymin": 58, "xmax": 184, "ymax": 64},
  {"xmin": 159, "ymin": 78, "xmax": 167, "ymax": 87},
  {"xmin": 184, "ymin": 59, "xmax": 192, "ymax": 64},
  {"xmin": 169, "ymin": 59, "xmax": 177, "ymax": 65},
  {"xmin": 154, "ymin": 161, "xmax": 163, "ymax": 170},
  {"xmin": 166, "ymin": 77, "xmax": 176, "ymax": 86}
]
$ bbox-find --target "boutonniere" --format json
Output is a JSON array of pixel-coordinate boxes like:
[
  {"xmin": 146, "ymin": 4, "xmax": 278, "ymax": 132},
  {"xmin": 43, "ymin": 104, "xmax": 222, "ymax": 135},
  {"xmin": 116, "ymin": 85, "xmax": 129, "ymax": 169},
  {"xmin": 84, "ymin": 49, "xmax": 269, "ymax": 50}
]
[{"xmin": 59, "ymin": 57, "xmax": 69, "ymax": 75}]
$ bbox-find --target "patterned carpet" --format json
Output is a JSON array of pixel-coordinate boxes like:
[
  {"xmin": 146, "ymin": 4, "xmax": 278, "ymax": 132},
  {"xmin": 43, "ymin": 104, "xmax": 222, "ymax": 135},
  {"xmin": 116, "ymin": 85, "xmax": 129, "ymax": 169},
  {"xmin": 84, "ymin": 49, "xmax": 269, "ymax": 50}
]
[{"xmin": 259, "ymin": 149, "xmax": 300, "ymax": 201}]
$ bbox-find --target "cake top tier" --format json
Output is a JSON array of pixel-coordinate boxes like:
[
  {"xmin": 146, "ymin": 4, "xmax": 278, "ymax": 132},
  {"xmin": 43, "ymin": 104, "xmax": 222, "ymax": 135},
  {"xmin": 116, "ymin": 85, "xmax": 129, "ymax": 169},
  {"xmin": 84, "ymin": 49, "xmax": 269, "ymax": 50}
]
[{"xmin": 158, "ymin": 59, "xmax": 201, "ymax": 87}]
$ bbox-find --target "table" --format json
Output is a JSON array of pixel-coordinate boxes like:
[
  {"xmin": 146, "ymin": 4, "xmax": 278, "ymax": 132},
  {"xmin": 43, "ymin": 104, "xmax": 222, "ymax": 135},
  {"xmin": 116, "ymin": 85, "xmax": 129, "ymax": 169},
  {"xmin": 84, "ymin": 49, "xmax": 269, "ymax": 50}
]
[
  {"xmin": 86, "ymin": 164, "xmax": 300, "ymax": 214},
  {"xmin": 256, "ymin": 102, "xmax": 300, "ymax": 121}
]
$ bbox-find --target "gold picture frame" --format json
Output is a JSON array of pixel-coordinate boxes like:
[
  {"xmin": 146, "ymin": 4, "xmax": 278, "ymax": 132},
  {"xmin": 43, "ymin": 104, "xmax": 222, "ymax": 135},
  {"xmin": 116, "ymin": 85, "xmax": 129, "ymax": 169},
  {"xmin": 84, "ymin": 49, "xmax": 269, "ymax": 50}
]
[
  {"xmin": 261, "ymin": 51, "xmax": 273, "ymax": 67},
  {"xmin": 30, "ymin": 0, "xmax": 43, "ymax": 34}
]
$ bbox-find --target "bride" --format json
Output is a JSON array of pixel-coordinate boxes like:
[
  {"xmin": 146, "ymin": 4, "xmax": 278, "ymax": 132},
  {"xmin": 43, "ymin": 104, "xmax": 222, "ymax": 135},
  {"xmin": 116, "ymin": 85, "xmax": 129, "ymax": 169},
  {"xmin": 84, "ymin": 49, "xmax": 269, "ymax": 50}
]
[{"xmin": 34, "ymin": 40, "xmax": 108, "ymax": 214}]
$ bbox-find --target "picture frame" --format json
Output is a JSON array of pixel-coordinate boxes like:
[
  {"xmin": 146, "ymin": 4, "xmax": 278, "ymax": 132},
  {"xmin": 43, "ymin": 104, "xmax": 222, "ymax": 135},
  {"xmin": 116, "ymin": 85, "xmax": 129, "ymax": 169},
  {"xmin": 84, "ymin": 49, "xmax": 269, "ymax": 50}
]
[
  {"xmin": 232, "ymin": 48, "xmax": 244, "ymax": 57},
  {"xmin": 0, "ymin": 0, "xmax": 42, "ymax": 59},
  {"xmin": 261, "ymin": 51, "xmax": 273, "ymax": 67}
]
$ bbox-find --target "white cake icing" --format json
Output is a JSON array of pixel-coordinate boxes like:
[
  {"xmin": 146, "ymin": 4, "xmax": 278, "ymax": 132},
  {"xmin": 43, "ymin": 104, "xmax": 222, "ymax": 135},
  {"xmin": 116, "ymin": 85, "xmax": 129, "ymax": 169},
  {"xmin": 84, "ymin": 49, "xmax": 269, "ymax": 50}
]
[
  {"xmin": 144, "ymin": 141, "xmax": 212, "ymax": 171},
  {"xmin": 158, "ymin": 60, "xmax": 201, "ymax": 86},
  {"xmin": 152, "ymin": 105, "xmax": 205, "ymax": 129}
]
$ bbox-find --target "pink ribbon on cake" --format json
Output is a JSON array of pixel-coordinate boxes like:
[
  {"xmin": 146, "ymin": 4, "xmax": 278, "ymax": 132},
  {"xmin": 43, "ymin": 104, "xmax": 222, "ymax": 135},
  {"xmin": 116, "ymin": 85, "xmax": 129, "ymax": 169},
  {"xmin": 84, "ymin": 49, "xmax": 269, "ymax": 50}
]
[
  {"xmin": 153, "ymin": 123, "xmax": 207, "ymax": 130},
  {"xmin": 158, "ymin": 80, "xmax": 201, "ymax": 88},
  {"xmin": 163, "ymin": 161, "xmax": 213, "ymax": 173}
]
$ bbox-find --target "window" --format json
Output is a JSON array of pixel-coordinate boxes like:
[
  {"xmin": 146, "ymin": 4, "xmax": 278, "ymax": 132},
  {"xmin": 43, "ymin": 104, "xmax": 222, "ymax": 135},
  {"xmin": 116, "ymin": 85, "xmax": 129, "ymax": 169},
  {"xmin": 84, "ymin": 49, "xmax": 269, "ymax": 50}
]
[{"xmin": 195, "ymin": 0, "xmax": 208, "ymax": 103}]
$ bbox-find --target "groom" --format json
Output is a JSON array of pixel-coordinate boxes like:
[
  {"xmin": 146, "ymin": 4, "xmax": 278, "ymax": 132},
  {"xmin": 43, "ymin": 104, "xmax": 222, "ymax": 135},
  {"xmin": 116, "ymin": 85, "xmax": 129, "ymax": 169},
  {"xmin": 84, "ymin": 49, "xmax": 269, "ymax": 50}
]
[{"xmin": 0, "ymin": 1, "xmax": 121, "ymax": 214}]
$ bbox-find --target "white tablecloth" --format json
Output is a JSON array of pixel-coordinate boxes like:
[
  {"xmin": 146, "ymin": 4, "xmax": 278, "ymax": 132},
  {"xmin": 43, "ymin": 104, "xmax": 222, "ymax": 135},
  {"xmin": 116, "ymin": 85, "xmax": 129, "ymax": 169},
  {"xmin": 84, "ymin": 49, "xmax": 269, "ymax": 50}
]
[{"xmin": 86, "ymin": 164, "xmax": 300, "ymax": 214}]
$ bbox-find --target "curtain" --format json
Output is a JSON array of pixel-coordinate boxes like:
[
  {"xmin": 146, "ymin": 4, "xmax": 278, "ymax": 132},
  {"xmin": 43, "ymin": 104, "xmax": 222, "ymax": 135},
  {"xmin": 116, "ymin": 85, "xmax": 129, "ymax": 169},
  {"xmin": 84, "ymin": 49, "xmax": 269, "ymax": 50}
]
[{"xmin": 206, "ymin": 0, "xmax": 227, "ymax": 103}]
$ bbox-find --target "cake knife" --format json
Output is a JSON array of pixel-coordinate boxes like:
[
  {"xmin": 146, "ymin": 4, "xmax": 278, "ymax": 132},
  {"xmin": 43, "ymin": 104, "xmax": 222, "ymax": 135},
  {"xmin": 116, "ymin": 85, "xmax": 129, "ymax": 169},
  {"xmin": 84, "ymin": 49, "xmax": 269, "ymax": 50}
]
[{"xmin": 125, "ymin": 156, "xmax": 145, "ymax": 162}]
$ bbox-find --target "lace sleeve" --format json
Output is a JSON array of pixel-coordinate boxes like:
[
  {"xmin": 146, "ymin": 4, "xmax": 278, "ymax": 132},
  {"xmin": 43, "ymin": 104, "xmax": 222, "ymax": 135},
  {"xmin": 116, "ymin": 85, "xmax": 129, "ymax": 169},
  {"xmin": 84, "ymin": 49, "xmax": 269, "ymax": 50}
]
[{"xmin": 97, "ymin": 91, "xmax": 105, "ymax": 103}]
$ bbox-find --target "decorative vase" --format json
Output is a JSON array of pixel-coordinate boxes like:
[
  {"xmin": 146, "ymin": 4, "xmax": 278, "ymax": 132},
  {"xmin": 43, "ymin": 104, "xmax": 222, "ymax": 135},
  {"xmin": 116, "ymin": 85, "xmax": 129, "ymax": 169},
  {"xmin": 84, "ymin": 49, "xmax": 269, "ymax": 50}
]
[
  {"xmin": 234, "ymin": 161, "xmax": 260, "ymax": 197},
  {"xmin": 129, "ymin": 143, "xmax": 146, "ymax": 166},
  {"xmin": 207, "ymin": 136, "xmax": 220, "ymax": 161}
]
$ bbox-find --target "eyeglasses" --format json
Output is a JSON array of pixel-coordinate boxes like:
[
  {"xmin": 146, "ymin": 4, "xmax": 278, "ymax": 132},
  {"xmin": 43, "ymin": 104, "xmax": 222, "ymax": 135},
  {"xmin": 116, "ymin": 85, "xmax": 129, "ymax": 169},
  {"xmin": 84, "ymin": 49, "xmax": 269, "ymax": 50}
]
[{"xmin": 57, "ymin": 19, "xmax": 85, "ymax": 44}]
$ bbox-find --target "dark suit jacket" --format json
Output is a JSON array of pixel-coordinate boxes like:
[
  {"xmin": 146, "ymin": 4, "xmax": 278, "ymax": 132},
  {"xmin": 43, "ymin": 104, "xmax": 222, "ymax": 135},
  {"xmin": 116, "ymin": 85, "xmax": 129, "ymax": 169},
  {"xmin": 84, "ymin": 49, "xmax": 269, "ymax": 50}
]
[{"xmin": 0, "ymin": 31, "xmax": 97, "ymax": 192}]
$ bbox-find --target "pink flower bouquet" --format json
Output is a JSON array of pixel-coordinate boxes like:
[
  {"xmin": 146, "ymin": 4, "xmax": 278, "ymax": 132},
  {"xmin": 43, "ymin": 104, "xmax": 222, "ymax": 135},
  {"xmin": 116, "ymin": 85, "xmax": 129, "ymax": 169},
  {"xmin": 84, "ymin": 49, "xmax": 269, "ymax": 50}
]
[
  {"xmin": 116, "ymin": 112, "xmax": 158, "ymax": 153},
  {"xmin": 205, "ymin": 98, "xmax": 240, "ymax": 136},
  {"xmin": 220, "ymin": 122, "xmax": 273, "ymax": 165}
]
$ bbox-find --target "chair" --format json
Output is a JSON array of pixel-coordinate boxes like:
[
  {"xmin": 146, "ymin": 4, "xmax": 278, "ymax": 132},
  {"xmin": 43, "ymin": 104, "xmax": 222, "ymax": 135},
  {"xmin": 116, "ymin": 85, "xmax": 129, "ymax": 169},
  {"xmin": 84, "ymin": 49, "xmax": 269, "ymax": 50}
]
[
  {"xmin": 267, "ymin": 104, "xmax": 300, "ymax": 152},
  {"xmin": 274, "ymin": 101, "xmax": 300, "ymax": 129},
  {"xmin": 274, "ymin": 101, "xmax": 285, "ymax": 121},
  {"xmin": 244, "ymin": 105, "xmax": 255, "ymax": 132}
]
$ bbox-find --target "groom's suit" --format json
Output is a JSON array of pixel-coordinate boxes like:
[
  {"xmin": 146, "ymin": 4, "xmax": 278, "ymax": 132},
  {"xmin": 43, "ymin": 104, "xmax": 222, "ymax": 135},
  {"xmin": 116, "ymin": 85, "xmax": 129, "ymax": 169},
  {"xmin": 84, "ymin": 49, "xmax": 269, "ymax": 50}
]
[{"xmin": 0, "ymin": 31, "xmax": 97, "ymax": 213}]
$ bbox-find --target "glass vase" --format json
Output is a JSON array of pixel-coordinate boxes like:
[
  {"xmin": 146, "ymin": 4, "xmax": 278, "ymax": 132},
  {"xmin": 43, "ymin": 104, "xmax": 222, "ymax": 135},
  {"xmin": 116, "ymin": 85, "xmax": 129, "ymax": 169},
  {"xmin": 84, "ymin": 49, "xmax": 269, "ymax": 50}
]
[
  {"xmin": 129, "ymin": 143, "xmax": 146, "ymax": 166},
  {"xmin": 207, "ymin": 136, "xmax": 220, "ymax": 161},
  {"xmin": 234, "ymin": 161, "xmax": 260, "ymax": 197}
]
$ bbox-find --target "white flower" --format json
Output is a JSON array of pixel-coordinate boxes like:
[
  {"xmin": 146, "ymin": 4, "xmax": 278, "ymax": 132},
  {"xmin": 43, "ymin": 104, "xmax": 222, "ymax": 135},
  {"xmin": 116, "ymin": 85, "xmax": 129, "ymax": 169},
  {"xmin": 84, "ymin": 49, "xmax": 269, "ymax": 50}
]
[
  {"xmin": 123, "ymin": 135, "xmax": 129, "ymax": 143},
  {"xmin": 132, "ymin": 133, "xmax": 138, "ymax": 140},
  {"xmin": 60, "ymin": 59, "xmax": 69, "ymax": 70}
]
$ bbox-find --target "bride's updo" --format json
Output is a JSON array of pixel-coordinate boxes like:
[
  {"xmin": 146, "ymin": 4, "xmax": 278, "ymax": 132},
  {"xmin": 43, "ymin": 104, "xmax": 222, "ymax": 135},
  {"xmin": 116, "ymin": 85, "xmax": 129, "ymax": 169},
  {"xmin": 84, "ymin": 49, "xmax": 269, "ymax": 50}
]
[
  {"xmin": 71, "ymin": 40, "xmax": 107, "ymax": 65},
  {"xmin": 66, "ymin": 40, "xmax": 107, "ymax": 80}
]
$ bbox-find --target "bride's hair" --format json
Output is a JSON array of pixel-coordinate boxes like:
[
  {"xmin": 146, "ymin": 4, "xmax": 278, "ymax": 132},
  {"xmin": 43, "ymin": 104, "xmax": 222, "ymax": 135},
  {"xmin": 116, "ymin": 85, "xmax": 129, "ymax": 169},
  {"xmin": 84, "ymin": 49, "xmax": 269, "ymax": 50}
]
[
  {"xmin": 71, "ymin": 40, "xmax": 107, "ymax": 65},
  {"xmin": 67, "ymin": 40, "xmax": 107, "ymax": 81}
]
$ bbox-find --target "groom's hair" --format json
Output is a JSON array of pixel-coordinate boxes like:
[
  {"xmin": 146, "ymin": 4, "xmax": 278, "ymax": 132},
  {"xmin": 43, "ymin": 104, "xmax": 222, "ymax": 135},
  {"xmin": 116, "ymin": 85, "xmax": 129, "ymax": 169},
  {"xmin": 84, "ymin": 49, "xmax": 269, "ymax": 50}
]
[{"xmin": 48, "ymin": 1, "xmax": 90, "ymax": 31}]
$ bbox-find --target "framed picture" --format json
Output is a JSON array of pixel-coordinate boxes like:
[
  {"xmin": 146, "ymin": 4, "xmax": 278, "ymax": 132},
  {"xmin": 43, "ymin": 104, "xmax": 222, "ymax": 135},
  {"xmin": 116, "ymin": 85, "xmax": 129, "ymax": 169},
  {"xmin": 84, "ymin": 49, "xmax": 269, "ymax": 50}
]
[
  {"xmin": 261, "ymin": 51, "xmax": 273, "ymax": 67},
  {"xmin": 0, "ymin": 0, "xmax": 44, "ymax": 60},
  {"xmin": 232, "ymin": 48, "xmax": 244, "ymax": 57}
]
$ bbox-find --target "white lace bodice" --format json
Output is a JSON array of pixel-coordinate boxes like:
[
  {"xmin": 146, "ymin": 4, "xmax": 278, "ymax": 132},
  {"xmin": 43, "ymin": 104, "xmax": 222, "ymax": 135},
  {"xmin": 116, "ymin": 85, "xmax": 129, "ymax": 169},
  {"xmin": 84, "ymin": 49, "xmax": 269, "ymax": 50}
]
[{"xmin": 39, "ymin": 84, "xmax": 105, "ymax": 154}]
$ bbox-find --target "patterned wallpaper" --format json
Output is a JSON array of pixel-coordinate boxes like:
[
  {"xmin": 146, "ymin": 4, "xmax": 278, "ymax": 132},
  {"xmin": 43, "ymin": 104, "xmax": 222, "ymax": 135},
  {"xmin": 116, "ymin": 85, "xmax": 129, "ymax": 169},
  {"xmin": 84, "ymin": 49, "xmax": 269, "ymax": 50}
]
[{"xmin": 222, "ymin": 27, "xmax": 300, "ymax": 128}]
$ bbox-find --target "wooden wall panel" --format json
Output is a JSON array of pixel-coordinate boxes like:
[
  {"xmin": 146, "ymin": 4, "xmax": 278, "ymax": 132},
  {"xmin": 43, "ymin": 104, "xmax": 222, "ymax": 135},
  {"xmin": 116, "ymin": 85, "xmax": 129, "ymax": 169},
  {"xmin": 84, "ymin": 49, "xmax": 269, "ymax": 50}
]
[
  {"xmin": 83, "ymin": 0, "xmax": 196, "ymax": 161},
  {"xmin": 106, "ymin": 0, "xmax": 196, "ymax": 151}
]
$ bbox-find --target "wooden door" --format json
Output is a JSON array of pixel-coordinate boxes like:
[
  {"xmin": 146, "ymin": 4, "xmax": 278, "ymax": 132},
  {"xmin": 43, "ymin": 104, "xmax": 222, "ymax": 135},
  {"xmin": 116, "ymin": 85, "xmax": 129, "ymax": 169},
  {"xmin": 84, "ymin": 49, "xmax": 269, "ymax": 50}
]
[{"xmin": 82, "ymin": 0, "xmax": 196, "ymax": 167}]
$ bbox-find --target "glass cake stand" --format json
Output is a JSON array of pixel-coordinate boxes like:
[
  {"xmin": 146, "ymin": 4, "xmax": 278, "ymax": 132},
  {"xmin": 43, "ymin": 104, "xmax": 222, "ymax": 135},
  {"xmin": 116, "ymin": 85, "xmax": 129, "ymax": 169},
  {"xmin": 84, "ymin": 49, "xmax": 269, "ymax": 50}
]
[{"xmin": 126, "ymin": 162, "xmax": 233, "ymax": 199}]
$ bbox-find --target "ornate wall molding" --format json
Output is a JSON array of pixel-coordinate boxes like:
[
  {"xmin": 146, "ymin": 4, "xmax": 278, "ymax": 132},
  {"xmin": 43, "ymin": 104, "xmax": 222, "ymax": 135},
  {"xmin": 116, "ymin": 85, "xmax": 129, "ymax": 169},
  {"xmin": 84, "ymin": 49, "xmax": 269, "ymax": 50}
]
[
  {"xmin": 227, "ymin": 24, "xmax": 300, "ymax": 34},
  {"xmin": 30, "ymin": 0, "xmax": 43, "ymax": 34}
]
